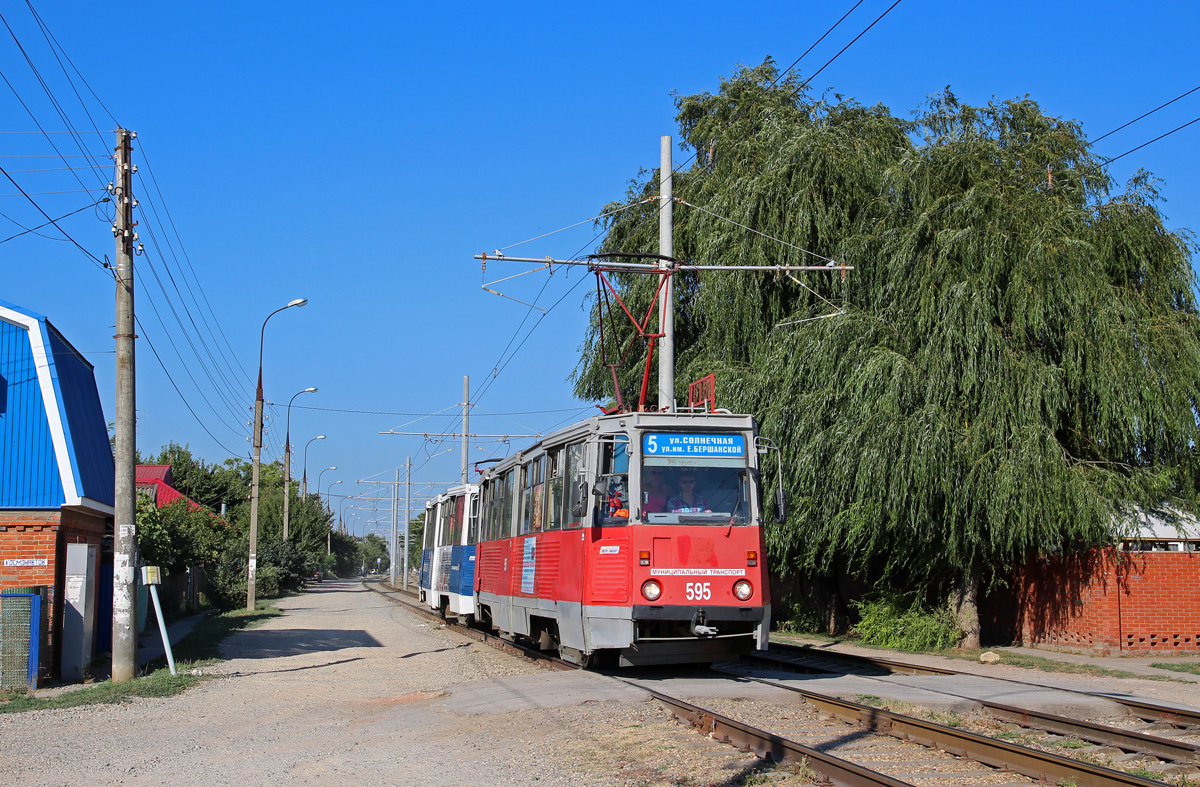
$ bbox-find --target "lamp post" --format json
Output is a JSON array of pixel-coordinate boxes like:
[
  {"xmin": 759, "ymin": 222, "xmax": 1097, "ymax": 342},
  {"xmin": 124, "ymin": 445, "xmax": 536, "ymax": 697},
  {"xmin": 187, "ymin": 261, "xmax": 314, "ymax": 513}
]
[
  {"xmin": 301, "ymin": 435, "xmax": 327, "ymax": 496},
  {"xmin": 248, "ymin": 297, "xmax": 308, "ymax": 612},
  {"xmin": 340, "ymin": 499, "xmax": 358, "ymax": 535},
  {"xmin": 317, "ymin": 466, "xmax": 337, "ymax": 502},
  {"xmin": 283, "ymin": 387, "xmax": 317, "ymax": 541},
  {"xmin": 324, "ymin": 479, "xmax": 341, "ymax": 554}
]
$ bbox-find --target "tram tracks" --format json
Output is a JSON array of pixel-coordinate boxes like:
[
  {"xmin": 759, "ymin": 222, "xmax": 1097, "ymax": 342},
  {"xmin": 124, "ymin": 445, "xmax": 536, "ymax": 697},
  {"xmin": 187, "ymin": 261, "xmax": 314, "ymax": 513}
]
[
  {"xmin": 368, "ymin": 582, "xmax": 1189, "ymax": 785},
  {"xmin": 754, "ymin": 643, "xmax": 1200, "ymax": 747}
]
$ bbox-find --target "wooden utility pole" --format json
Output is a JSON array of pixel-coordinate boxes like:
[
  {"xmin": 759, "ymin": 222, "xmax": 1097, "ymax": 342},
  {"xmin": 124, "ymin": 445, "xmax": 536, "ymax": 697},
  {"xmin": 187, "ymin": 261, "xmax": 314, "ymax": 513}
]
[{"xmin": 112, "ymin": 128, "xmax": 137, "ymax": 682}]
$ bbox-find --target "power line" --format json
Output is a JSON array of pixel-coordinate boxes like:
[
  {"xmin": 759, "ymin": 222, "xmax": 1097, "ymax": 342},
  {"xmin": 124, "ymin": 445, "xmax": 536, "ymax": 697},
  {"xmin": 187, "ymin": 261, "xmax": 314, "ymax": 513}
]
[
  {"xmin": 0, "ymin": 161, "xmax": 107, "ymax": 268},
  {"xmin": 0, "ymin": 197, "xmax": 104, "ymax": 244},
  {"xmin": 135, "ymin": 315, "xmax": 244, "ymax": 458}
]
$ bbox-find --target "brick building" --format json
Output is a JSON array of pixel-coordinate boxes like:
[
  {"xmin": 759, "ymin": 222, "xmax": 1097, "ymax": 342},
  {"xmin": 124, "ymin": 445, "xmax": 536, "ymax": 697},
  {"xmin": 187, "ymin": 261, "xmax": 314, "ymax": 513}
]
[
  {"xmin": 991, "ymin": 510, "xmax": 1200, "ymax": 653},
  {"xmin": 0, "ymin": 299, "xmax": 114, "ymax": 678}
]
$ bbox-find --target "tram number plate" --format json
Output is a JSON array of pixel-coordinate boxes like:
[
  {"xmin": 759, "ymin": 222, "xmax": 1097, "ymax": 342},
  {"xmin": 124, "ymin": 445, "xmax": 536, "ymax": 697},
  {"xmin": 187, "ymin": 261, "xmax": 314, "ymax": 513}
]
[{"xmin": 685, "ymin": 582, "xmax": 711, "ymax": 601}]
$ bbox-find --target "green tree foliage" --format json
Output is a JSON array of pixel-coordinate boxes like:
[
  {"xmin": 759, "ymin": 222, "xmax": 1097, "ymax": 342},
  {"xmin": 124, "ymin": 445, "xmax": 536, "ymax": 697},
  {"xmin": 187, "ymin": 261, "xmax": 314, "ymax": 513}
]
[
  {"xmin": 407, "ymin": 512, "xmax": 425, "ymax": 572},
  {"xmin": 137, "ymin": 443, "xmax": 341, "ymax": 606},
  {"xmin": 575, "ymin": 61, "xmax": 1200, "ymax": 629},
  {"xmin": 360, "ymin": 533, "xmax": 389, "ymax": 573},
  {"xmin": 135, "ymin": 490, "xmax": 172, "ymax": 568}
]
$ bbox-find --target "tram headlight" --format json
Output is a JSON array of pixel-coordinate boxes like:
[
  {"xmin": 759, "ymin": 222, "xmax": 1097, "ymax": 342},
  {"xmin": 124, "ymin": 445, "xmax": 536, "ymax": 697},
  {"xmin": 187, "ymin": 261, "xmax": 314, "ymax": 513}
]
[
  {"xmin": 641, "ymin": 580, "xmax": 662, "ymax": 602},
  {"xmin": 733, "ymin": 580, "xmax": 753, "ymax": 601}
]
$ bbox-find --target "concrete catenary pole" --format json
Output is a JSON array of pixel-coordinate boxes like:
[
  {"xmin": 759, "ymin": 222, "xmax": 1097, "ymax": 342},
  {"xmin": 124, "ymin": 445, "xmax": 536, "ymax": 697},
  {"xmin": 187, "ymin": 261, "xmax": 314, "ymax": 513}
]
[
  {"xmin": 247, "ymin": 391, "xmax": 264, "ymax": 611},
  {"xmin": 461, "ymin": 376, "xmax": 469, "ymax": 484},
  {"xmin": 390, "ymin": 467, "xmax": 399, "ymax": 586},
  {"xmin": 658, "ymin": 135, "xmax": 674, "ymax": 411},
  {"xmin": 112, "ymin": 128, "xmax": 138, "ymax": 682},
  {"xmin": 404, "ymin": 456, "xmax": 411, "ymax": 591}
]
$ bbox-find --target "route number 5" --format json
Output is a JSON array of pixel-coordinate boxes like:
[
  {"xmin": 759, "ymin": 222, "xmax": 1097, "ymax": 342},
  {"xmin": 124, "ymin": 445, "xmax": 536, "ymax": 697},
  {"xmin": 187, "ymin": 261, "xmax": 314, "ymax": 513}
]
[
  {"xmin": 686, "ymin": 582, "xmax": 711, "ymax": 601},
  {"xmin": 647, "ymin": 435, "xmax": 658, "ymax": 454}
]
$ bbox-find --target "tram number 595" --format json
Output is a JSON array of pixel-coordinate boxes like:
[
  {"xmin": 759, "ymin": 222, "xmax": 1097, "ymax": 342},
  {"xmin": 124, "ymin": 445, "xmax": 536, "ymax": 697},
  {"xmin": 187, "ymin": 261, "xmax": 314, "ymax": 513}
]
[{"xmin": 685, "ymin": 582, "xmax": 711, "ymax": 601}]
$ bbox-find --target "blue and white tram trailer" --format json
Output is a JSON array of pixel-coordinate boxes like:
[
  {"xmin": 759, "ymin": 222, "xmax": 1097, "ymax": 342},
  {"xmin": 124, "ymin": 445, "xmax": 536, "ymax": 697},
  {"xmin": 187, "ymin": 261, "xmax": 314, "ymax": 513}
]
[
  {"xmin": 418, "ymin": 483, "xmax": 480, "ymax": 620},
  {"xmin": 474, "ymin": 410, "xmax": 775, "ymax": 667}
]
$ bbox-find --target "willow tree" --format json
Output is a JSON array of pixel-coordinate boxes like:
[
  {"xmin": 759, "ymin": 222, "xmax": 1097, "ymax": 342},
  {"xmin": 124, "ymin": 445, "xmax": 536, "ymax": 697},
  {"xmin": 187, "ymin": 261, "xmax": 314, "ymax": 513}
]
[{"xmin": 572, "ymin": 61, "xmax": 1200, "ymax": 643}]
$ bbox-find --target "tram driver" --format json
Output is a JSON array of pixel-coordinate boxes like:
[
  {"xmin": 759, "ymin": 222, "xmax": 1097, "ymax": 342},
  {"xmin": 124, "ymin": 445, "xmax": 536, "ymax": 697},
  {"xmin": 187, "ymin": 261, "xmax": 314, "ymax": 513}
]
[
  {"xmin": 668, "ymin": 471, "xmax": 711, "ymax": 513},
  {"xmin": 642, "ymin": 466, "xmax": 669, "ymax": 513}
]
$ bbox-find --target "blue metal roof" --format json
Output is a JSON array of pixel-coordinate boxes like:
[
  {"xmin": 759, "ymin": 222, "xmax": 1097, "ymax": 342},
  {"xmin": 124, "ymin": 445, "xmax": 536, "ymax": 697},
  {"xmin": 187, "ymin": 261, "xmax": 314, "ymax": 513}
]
[{"xmin": 0, "ymin": 299, "xmax": 113, "ymax": 512}]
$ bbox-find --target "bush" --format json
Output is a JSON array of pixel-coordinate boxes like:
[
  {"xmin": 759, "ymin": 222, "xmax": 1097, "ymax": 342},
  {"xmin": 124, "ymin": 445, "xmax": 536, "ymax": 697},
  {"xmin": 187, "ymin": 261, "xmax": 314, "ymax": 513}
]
[
  {"xmin": 851, "ymin": 595, "xmax": 962, "ymax": 652},
  {"xmin": 258, "ymin": 540, "xmax": 308, "ymax": 593},
  {"xmin": 774, "ymin": 597, "xmax": 825, "ymax": 634}
]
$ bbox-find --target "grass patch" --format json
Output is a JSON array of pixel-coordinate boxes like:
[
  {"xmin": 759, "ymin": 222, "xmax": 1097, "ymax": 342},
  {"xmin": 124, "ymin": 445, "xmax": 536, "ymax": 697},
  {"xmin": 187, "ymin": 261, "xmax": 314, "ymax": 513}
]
[
  {"xmin": 852, "ymin": 595, "xmax": 962, "ymax": 652},
  {"xmin": 1150, "ymin": 661, "xmax": 1200, "ymax": 676},
  {"xmin": 0, "ymin": 668, "xmax": 200, "ymax": 713},
  {"xmin": 944, "ymin": 649, "xmax": 1184, "ymax": 682},
  {"xmin": 1049, "ymin": 737, "xmax": 1089, "ymax": 749},
  {"xmin": 0, "ymin": 602, "xmax": 280, "ymax": 715}
]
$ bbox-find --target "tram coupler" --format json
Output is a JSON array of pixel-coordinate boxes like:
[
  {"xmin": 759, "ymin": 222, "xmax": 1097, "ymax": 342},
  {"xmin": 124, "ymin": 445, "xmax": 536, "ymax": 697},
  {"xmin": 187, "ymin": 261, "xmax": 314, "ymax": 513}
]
[{"xmin": 690, "ymin": 609, "xmax": 719, "ymax": 638}]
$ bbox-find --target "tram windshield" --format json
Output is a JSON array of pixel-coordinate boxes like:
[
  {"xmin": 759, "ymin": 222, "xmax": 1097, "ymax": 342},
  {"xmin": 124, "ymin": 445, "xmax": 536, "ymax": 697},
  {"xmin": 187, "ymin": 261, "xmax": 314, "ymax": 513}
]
[{"xmin": 640, "ymin": 432, "xmax": 751, "ymax": 525}]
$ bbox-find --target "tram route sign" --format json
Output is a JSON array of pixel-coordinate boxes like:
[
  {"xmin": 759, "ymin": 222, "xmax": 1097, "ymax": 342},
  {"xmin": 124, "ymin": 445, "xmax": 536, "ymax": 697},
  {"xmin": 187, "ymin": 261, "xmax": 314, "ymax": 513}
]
[{"xmin": 643, "ymin": 433, "xmax": 745, "ymax": 458}]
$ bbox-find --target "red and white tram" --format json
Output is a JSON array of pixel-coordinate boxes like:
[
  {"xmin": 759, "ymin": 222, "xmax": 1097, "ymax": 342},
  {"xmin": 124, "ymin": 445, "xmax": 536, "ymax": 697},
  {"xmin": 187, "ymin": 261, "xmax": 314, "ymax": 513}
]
[{"xmin": 473, "ymin": 409, "xmax": 775, "ymax": 667}]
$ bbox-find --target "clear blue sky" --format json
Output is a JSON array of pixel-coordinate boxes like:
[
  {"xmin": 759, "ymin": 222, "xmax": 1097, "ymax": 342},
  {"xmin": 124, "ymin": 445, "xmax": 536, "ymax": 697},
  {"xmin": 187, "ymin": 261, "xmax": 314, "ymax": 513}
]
[{"xmin": 4, "ymin": 1, "xmax": 1197, "ymax": 537}]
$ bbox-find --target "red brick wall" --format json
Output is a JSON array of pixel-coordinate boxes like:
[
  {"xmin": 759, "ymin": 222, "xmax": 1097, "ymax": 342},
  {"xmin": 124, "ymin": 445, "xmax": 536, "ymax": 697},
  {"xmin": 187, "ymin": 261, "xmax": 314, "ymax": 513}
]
[
  {"xmin": 0, "ymin": 511, "xmax": 60, "ymax": 590},
  {"xmin": 1, "ymin": 508, "xmax": 109, "ymax": 677},
  {"xmin": 1012, "ymin": 547, "xmax": 1200, "ymax": 652}
]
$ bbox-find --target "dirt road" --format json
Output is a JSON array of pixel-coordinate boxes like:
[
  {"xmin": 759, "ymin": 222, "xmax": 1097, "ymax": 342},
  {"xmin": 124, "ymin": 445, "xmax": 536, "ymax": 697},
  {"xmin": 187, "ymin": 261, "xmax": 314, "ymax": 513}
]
[{"xmin": 0, "ymin": 580, "xmax": 773, "ymax": 786}]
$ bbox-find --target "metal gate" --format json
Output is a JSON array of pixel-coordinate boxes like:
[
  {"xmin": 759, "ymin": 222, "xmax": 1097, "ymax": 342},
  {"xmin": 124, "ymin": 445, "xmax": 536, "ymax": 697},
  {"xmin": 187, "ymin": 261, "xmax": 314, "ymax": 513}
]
[{"xmin": 0, "ymin": 592, "xmax": 42, "ymax": 691}]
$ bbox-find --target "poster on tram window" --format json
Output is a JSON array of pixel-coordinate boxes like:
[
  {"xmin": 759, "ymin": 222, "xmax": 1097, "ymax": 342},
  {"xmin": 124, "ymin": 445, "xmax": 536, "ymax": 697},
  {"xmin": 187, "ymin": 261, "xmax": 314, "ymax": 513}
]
[
  {"xmin": 642, "ymin": 433, "xmax": 746, "ymax": 457},
  {"xmin": 521, "ymin": 536, "xmax": 536, "ymax": 594}
]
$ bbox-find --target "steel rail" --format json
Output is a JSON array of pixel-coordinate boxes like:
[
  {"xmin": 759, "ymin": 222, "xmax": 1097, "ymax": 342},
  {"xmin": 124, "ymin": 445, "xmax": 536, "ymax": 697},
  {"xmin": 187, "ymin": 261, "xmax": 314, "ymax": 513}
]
[
  {"xmin": 370, "ymin": 581, "xmax": 1159, "ymax": 785},
  {"xmin": 763, "ymin": 642, "xmax": 1200, "ymax": 727},
  {"xmin": 751, "ymin": 649, "xmax": 1200, "ymax": 761},
  {"xmin": 794, "ymin": 688, "xmax": 1166, "ymax": 787},
  {"xmin": 645, "ymin": 690, "xmax": 911, "ymax": 787}
]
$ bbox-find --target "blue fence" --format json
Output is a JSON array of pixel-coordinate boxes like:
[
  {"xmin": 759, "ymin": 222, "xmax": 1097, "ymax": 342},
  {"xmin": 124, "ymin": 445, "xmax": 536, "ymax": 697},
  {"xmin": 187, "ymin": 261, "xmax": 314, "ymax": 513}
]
[{"xmin": 0, "ymin": 592, "xmax": 41, "ymax": 690}]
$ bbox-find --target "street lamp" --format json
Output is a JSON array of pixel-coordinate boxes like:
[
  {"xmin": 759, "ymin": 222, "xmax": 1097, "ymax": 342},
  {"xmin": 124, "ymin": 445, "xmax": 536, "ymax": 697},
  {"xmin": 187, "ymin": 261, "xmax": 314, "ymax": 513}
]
[
  {"xmin": 340, "ymin": 500, "xmax": 362, "ymax": 535},
  {"xmin": 248, "ymin": 297, "xmax": 308, "ymax": 612},
  {"xmin": 301, "ymin": 435, "xmax": 327, "ymax": 496},
  {"xmin": 316, "ymin": 466, "xmax": 337, "ymax": 501},
  {"xmin": 324, "ymin": 479, "xmax": 341, "ymax": 555},
  {"xmin": 283, "ymin": 387, "xmax": 318, "ymax": 541}
]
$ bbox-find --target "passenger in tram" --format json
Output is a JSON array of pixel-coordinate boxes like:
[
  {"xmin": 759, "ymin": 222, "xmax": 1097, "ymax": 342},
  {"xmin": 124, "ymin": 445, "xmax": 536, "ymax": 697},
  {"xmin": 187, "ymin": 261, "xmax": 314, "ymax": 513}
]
[
  {"xmin": 667, "ymin": 471, "xmax": 710, "ymax": 513},
  {"xmin": 642, "ymin": 466, "xmax": 669, "ymax": 513}
]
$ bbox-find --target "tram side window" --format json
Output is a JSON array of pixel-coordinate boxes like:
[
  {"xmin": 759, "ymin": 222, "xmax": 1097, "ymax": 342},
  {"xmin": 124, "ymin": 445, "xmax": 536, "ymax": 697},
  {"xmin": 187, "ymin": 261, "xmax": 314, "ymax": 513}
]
[
  {"xmin": 519, "ymin": 456, "xmax": 546, "ymax": 535},
  {"xmin": 422, "ymin": 506, "xmax": 435, "ymax": 549},
  {"xmin": 438, "ymin": 500, "xmax": 454, "ymax": 547},
  {"xmin": 545, "ymin": 450, "xmax": 564, "ymax": 531},
  {"xmin": 598, "ymin": 437, "xmax": 630, "ymax": 526},
  {"xmin": 498, "ymin": 469, "xmax": 515, "ymax": 538},
  {"xmin": 467, "ymin": 494, "xmax": 480, "ymax": 543},
  {"xmin": 563, "ymin": 443, "xmax": 586, "ymax": 529},
  {"xmin": 450, "ymin": 496, "xmax": 465, "ymax": 545}
]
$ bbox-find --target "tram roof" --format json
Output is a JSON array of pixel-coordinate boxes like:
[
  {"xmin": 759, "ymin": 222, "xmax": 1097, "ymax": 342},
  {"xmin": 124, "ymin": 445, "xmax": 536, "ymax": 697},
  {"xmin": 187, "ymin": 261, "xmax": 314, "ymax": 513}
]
[{"xmin": 479, "ymin": 410, "xmax": 758, "ymax": 479}]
